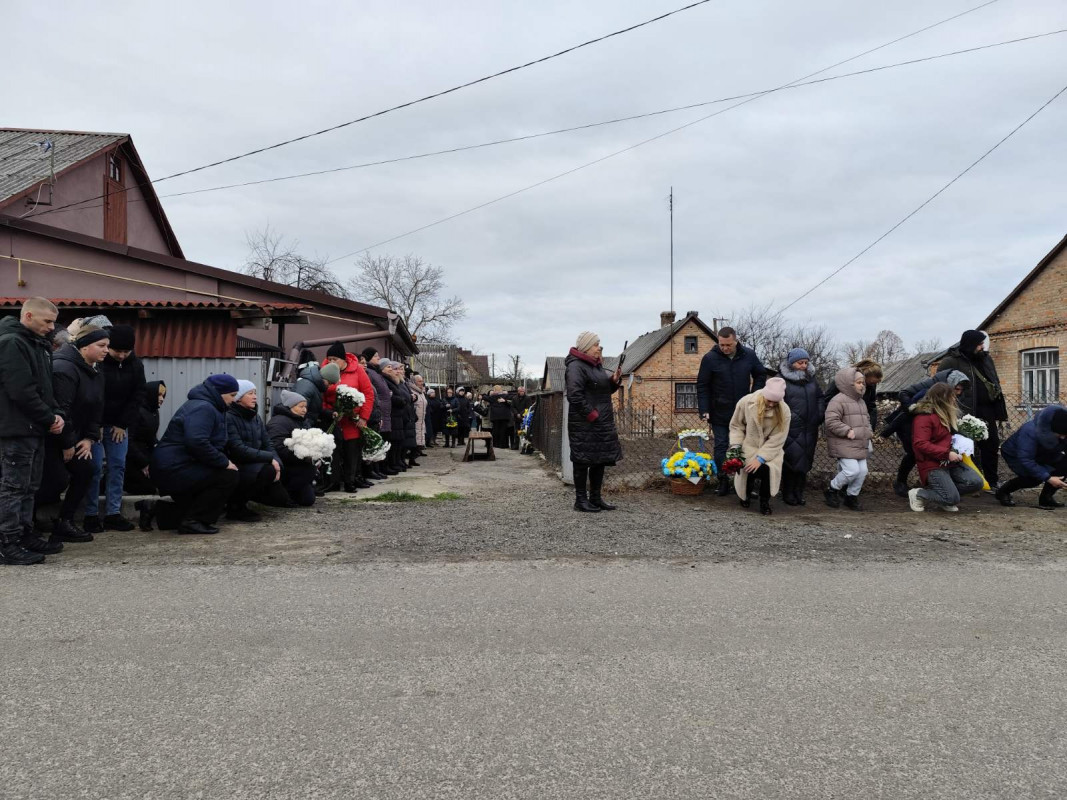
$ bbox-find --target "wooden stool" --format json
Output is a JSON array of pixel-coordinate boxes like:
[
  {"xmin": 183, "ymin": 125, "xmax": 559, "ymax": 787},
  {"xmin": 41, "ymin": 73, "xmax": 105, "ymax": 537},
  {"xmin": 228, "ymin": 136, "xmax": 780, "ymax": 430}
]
[{"xmin": 463, "ymin": 431, "xmax": 496, "ymax": 462}]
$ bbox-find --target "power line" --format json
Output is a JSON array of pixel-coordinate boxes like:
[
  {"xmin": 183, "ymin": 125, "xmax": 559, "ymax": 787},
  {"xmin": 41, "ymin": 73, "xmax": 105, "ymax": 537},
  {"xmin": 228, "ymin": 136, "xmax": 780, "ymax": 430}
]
[
  {"xmin": 24, "ymin": 0, "xmax": 718, "ymax": 221},
  {"xmin": 323, "ymin": 0, "xmax": 1006, "ymax": 264},
  {"xmin": 775, "ymin": 80, "xmax": 1067, "ymax": 315},
  {"xmin": 58, "ymin": 27, "xmax": 1065, "ymax": 216}
]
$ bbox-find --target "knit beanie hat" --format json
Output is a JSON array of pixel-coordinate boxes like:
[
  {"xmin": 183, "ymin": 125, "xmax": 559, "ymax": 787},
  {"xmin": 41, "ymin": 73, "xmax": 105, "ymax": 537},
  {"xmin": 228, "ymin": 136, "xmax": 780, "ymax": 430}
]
[
  {"xmin": 280, "ymin": 390, "xmax": 306, "ymax": 409},
  {"xmin": 320, "ymin": 362, "xmax": 341, "ymax": 385},
  {"xmin": 787, "ymin": 347, "xmax": 810, "ymax": 367},
  {"xmin": 1051, "ymin": 408, "xmax": 1067, "ymax": 435},
  {"xmin": 960, "ymin": 330, "xmax": 985, "ymax": 354},
  {"xmin": 235, "ymin": 380, "xmax": 256, "ymax": 401},
  {"xmin": 576, "ymin": 331, "xmax": 600, "ymax": 353},
  {"xmin": 945, "ymin": 370, "xmax": 970, "ymax": 389},
  {"xmin": 74, "ymin": 326, "xmax": 109, "ymax": 349},
  {"xmin": 761, "ymin": 376, "xmax": 787, "ymax": 403},
  {"xmin": 361, "ymin": 346, "xmax": 378, "ymax": 361},
  {"xmin": 207, "ymin": 374, "xmax": 240, "ymax": 395},
  {"xmin": 107, "ymin": 324, "xmax": 136, "ymax": 351},
  {"xmin": 326, "ymin": 341, "xmax": 347, "ymax": 360}
]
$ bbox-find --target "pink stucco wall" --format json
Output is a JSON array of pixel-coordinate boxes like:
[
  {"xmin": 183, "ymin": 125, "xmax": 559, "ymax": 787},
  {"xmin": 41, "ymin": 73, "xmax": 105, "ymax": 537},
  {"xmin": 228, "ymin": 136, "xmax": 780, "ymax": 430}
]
[{"xmin": 0, "ymin": 152, "xmax": 174, "ymax": 256}]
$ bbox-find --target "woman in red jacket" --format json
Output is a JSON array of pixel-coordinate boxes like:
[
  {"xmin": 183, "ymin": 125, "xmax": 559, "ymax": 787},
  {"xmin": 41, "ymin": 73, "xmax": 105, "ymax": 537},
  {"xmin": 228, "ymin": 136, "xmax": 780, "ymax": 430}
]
[
  {"xmin": 907, "ymin": 383, "xmax": 984, "ymax": 512},
  {"xmin": 322, "ymin": 342, "xmax": 375, "ymax": 493}
]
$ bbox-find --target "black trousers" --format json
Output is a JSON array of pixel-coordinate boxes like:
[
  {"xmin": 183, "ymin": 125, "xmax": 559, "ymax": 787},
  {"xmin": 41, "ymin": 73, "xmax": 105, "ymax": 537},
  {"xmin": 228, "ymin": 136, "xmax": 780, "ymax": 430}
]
[
  {"xmin": 156, "ymin": 468, "xmax": 239, "ymax": 528},
  {"xmin": 0, "ymin": 436, "xmax": 46, "ymax": 543},
  {"xmin": 781, "ymin": 467, "xmax": 807, "ymax": 500},
  {"xmin": 508, "ymin": 425, "xmax": 520, "ymax": 450},
  {"xmin": 342, "ymin": 438, "xmax": 363, "ymax": 485},
  {"xmin": 37, "ymin": 447, "xmax": 95, "ymax": 521},
  {"xmin": 752, "ymin": 464, "xmax": 771, "ymax": 501},
  {"xmin": 573, "ymin": 463, "xmax": 607, "ymax": 498},
  {"xmin": 491, "ymin": 421, "xmax": 510, "ymax": 448},
  {"xmin": 1000, "ymin": 454, "xmax": 1067, "ymax": 497},
  {"xmin": 229, "ymin": 462, "xmax": 276, "ymax": 509},
  {"xmin": 975, "ymin": 419, "xmax": 1001, "ymax": 486}
]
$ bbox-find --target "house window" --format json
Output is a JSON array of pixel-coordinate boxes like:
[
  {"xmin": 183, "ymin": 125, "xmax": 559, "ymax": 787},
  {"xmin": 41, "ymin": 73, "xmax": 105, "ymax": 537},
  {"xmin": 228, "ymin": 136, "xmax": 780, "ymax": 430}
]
[
  {"xmin": 684, "ymin": 336, "xmax": 698, "ymax": 354},
  {"xmin": 675, "ymin": 382, "xmax": 698, "ymax": 410},
  {"xmin": 108, "ymin": 154, "xmax": 122, "ymax": 183},
  {"xmin": 1022, "ymin": 348, "xmax": 1059, "ymax": 404}
]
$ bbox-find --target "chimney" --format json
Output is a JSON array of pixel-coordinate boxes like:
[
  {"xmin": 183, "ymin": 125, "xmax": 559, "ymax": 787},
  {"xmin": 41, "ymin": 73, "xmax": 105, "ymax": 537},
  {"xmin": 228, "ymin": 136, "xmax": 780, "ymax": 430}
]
[{"xmin": 660, "ymin": 311, "xmax": 676, "ymax": 328}]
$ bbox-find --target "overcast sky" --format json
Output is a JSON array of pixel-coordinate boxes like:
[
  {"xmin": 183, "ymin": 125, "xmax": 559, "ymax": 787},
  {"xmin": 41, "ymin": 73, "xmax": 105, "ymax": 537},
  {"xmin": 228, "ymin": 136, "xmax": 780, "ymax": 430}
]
[{"xmin": 8, "ymin": 0, "xmax": 1067, "ymax": 373}]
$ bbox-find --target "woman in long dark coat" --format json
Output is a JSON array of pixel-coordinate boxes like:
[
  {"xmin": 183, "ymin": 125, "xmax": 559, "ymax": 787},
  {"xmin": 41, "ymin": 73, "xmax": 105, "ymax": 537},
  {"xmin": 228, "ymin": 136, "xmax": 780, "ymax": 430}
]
[
  {"xmin": 778, "ymin": 348, "xmax": 822, "ymax": 506},
  {"xmin": 565, "ymin": 331, "xmax": 622, "ymax": 513}
]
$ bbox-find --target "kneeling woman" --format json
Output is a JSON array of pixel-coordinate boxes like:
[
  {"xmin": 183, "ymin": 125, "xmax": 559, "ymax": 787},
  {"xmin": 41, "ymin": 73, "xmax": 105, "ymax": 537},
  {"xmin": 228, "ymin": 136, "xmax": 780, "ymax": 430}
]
[
  {"xmin": 225, "ymin": 381, "xmax": 282, "ymax": 520},
  {"xmin": 565, "ymin": 332, "xmax": 623, "ymax": 512},
  {"xmin": 267, "ymin": 391, "xmax": 320, "ymax": 507},
  {"xmin": 729, "ymin": 377, "xmax": 791, "ymax": 515},
  {"xmin": 907, "ymin": 383, "xmax": 984, "ymax": 512},
  {"xmin": 38, "ymin": 325, "xmax": 110, "ymax": 544},
  {"xmin": 145, "ymin": 375, "xmax": 240, "ymax": 535}
]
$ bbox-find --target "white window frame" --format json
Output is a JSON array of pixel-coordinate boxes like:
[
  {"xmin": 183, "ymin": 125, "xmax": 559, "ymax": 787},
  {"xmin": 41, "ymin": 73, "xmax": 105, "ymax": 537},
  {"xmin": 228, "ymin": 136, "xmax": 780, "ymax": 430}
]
[{"xmin": 1021, "ymin": 347, "xmax": 1059, "ymax": 404}]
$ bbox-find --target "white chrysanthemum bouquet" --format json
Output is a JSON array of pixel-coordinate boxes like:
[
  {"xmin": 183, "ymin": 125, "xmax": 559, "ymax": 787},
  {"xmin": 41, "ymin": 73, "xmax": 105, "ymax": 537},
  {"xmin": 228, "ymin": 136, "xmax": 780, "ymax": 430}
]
[
  {"xmin": 283, "ymin": 428, "xmax": 337, "ymax": 465},
  {"xmin": 952, "ymin": 414, "xmax": 991, "ymax": 491},
  {"xmin": 957, "ymin": 415, "xmax": 989, "ymax": 442},
  {"xmin": 326, "ymin": 384, "xmax": 366, "ymax": 433}
]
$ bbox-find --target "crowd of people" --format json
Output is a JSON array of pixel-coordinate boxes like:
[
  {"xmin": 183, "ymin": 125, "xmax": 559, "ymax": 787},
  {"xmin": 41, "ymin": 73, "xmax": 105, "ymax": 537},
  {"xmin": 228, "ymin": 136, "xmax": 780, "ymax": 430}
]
[
  {"xmin": 565, "ymin": 326, "xmax": 1066, "ymax": 516},
  {"xmin": 1, "ymin": 299, "xmax": 1063, "ymax": 564}
]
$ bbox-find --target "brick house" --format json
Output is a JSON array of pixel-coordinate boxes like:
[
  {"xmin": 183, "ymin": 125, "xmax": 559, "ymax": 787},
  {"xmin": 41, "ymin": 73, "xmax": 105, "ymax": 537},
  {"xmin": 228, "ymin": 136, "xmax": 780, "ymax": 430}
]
[
  {"xmin": 976, "ymin": 234, "xmax": 1064, "ymax": 405},
  {"xmin": 615, "ymin": 311, "xmax": 717, "ymax": 429}
]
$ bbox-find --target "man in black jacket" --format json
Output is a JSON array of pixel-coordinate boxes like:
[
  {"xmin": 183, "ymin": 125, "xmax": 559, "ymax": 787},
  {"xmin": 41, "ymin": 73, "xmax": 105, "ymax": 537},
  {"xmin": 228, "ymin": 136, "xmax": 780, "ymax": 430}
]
[
  {"xmin": 696, "ymin": 327, "xmax": 768, "ymax": 494},
  {"xmin": 0, "ymin": 298, "xmax": 65, "ymax": 565},
  {"xmin": 85, "ymin": 325, "xmax": 146, "ymax": 533}
]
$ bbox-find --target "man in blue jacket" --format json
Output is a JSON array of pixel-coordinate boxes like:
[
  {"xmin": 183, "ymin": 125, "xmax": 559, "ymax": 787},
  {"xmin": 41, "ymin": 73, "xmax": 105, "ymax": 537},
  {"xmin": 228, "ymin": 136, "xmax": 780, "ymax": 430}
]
[
  {"xmin": 996, "ymin": 406, "xmax": 1067, "ymax": 511},
  {"xmin": 145, "ymin": 374, "xmax": 240, "ymax": 534},
  {"xmin": 697, "ymin": 327, "xmax": 767, "ymax": 495}
]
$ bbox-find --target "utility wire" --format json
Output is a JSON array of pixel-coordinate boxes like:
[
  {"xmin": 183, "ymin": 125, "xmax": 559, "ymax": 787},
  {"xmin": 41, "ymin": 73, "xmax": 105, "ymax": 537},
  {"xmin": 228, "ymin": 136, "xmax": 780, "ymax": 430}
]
[
  {"xmin": 57, "ymin": 27, "xmax": 1064, "ymax": 216},
  {"xmin": 149, "ymin": 30, "xmax": 1067, "ymax": 202},
  {"xmin": 324, "ymin": 0, "xmax": 1006, "ymax": 264},
  {"xmin": 24, "ymin": 0, "xmax": 718, "ymax": 220},
  {"xmin": 775, "ymin": 79, "xmax": 1067, "ymax": 315}
]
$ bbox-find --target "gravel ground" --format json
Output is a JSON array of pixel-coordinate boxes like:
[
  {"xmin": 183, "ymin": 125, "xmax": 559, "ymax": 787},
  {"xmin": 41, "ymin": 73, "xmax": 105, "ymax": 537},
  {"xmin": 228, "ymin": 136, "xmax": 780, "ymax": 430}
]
[{"xmin": 45, "ymin": 447, "xmax": 1067, "ymax": 569}]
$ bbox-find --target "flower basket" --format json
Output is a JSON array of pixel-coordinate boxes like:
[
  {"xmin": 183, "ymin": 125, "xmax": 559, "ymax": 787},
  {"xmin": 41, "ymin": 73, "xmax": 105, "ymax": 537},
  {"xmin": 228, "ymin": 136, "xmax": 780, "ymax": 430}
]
[{"xmin": 669, "ymin": 476, "xmax": 707, "ymax": 495}]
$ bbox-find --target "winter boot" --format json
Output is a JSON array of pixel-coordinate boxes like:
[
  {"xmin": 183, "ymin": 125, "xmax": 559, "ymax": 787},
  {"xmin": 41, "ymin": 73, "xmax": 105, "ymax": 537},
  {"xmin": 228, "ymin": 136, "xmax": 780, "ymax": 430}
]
[
  {"xmin": 1038, "ymin": 484, "xmax": 1063, "ymax": 511},
  {"xmin": 843, "ymin": 493, "xmax": 862, "ymax": 512},
  {"xmin": 104, "ymin": 514, "xmax": 136, "ymax": 532},
  {"xmin": 134, "ymin": 500, "xmax": 157, "ymax": 531},
  {"xmin": 53, "ymin": 518, "xmax": 93, "ymax": 543},
  {"xmin": 20, "ymin": 524, "xmax": 63, "ymax": 555},
  {"xmin": 794, "ymin": 473, "xmax": 808, "ymax": 506},
  {"xmin": 823, "ymin": 487, "xmax": 842, "ymax": 509},
  {"xmin": 82, "ymin": 515, "xmax": 105, "ymax": 534}
]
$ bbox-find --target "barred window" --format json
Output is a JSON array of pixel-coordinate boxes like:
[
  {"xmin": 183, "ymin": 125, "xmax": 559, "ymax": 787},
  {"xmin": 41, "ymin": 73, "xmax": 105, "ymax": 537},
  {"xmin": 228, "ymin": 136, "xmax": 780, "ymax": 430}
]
[
  {"xmin": 675, "ymin": 382, "xmax": 698, "ymax": 410},
  {"xmin": 1022, "ymin": 348, "xmax": 1059, "ymax": 404}
]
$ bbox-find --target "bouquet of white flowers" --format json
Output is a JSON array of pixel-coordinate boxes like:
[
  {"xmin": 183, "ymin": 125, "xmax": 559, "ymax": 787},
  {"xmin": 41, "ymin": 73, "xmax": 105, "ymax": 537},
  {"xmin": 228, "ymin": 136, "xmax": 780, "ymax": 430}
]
[
  {"xmin": 326, "ymin": 384, "xmax": 366, "ymax": 433},
  {"xmin": 361, "ymin": 427, "xmax": 391, "ymax": 463},
  {"xmin": 283, "ymin": 428, "xmax": 337, "ymax": 465},
  {"xmin": 958, "ymin": 414, "xmax": 989, "ymax": 442}
]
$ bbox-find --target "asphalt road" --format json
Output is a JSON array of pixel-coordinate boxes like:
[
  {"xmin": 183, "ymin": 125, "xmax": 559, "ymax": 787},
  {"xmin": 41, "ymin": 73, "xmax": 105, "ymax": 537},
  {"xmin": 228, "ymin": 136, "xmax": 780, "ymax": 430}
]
[{"xmin": 4, "ymin": 560, "xmax": 1067, "ymax": 799}]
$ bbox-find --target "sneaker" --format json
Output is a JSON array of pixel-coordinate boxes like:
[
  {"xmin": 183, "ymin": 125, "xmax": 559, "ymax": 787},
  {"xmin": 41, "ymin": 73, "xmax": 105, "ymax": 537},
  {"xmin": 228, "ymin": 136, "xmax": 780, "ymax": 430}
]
[
  {"xmin": 0, "ymin": 543, "xmax": 46, "ymax": 565},
  {"xmin": 941, "ymin": 505, "xmax": 959, "ymax": 513},
  {"xmin": 82, "ymin": 516, "xmax": 104, "ymax": 534},
  {"xmin": 908, "ymin": 488, "xmax": 925, "ymax": 512},
  {"xmin": 823, "ymin": 488, "xmax": 842, "ymax": 509},
  {"xmin": 21, "ymin": 534, "xmax": 63, "ymax": 554},
  {"xmin": 104, "ymin": 514, "xmax": 136, "ymax": 532}
]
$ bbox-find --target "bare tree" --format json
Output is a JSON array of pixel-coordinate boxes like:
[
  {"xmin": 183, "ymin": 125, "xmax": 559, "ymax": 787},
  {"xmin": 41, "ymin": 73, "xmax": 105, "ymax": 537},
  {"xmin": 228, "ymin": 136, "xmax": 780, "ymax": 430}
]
[
  {"xmin": 841, "ymin": 330, "xmax": 909, "ymax": 366},
  {"xmin": 912, "ymin": 337, "xmax": 943, "ymax": 357},
  {"xmin": 498, "ymin": 355, "xmax": 524, "ymax": 388},
  {"xmin": 727, "ymin": 303, "xmax": 841, "ymax": 387},
  {"xmin": 348, "ymin": 254, "xmax": 466, "ymax": 341},
  {"xmin": 243, "ymin": 226, "xmax": 348, "ymax": 297}
]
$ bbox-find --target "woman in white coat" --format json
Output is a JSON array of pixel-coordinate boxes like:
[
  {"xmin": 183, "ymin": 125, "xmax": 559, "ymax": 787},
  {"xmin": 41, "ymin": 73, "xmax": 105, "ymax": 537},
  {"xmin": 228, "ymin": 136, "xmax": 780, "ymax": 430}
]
[{"xmin": 728, "ymin": 377, "xmax": 791, "ymax": 516}]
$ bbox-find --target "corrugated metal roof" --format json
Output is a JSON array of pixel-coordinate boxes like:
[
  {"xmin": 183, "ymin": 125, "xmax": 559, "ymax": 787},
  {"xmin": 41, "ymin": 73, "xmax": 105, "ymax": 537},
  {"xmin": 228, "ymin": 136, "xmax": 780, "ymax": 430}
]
[
  {"xmin": 877, "ymin": 352, "xmax": 939, "ymax": 395},
  {"xmin": 0, "ymin": 129, "xmax": 127, "ymax": 204}
]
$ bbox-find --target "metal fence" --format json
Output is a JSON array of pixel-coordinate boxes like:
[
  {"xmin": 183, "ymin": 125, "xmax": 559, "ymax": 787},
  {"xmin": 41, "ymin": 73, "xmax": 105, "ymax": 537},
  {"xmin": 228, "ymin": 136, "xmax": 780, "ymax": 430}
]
[
  {"xmin": 142, "ymin": 357, "xmax": 266, "ymax": 431},
  {"xmin": 528, "ymin": 391, "xmax": 1060, "ymax": 492}
]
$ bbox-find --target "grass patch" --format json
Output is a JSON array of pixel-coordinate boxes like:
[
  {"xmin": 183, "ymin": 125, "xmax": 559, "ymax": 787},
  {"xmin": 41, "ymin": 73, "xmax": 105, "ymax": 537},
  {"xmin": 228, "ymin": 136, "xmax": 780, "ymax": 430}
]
[{"xmin": 356, "ymin": 491, "xmax": 463, "ymax": 503}]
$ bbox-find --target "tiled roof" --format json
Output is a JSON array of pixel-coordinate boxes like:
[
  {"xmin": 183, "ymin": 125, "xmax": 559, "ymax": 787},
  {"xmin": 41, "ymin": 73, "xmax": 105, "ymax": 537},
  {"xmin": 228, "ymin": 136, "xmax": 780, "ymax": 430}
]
[
  {"xmin": 0, "ymin": 298, "xmax": 310, "ymax": 311},
  {"xmin": 0, "ymin": 129, "xmax": 127, "ymax": 204}
]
